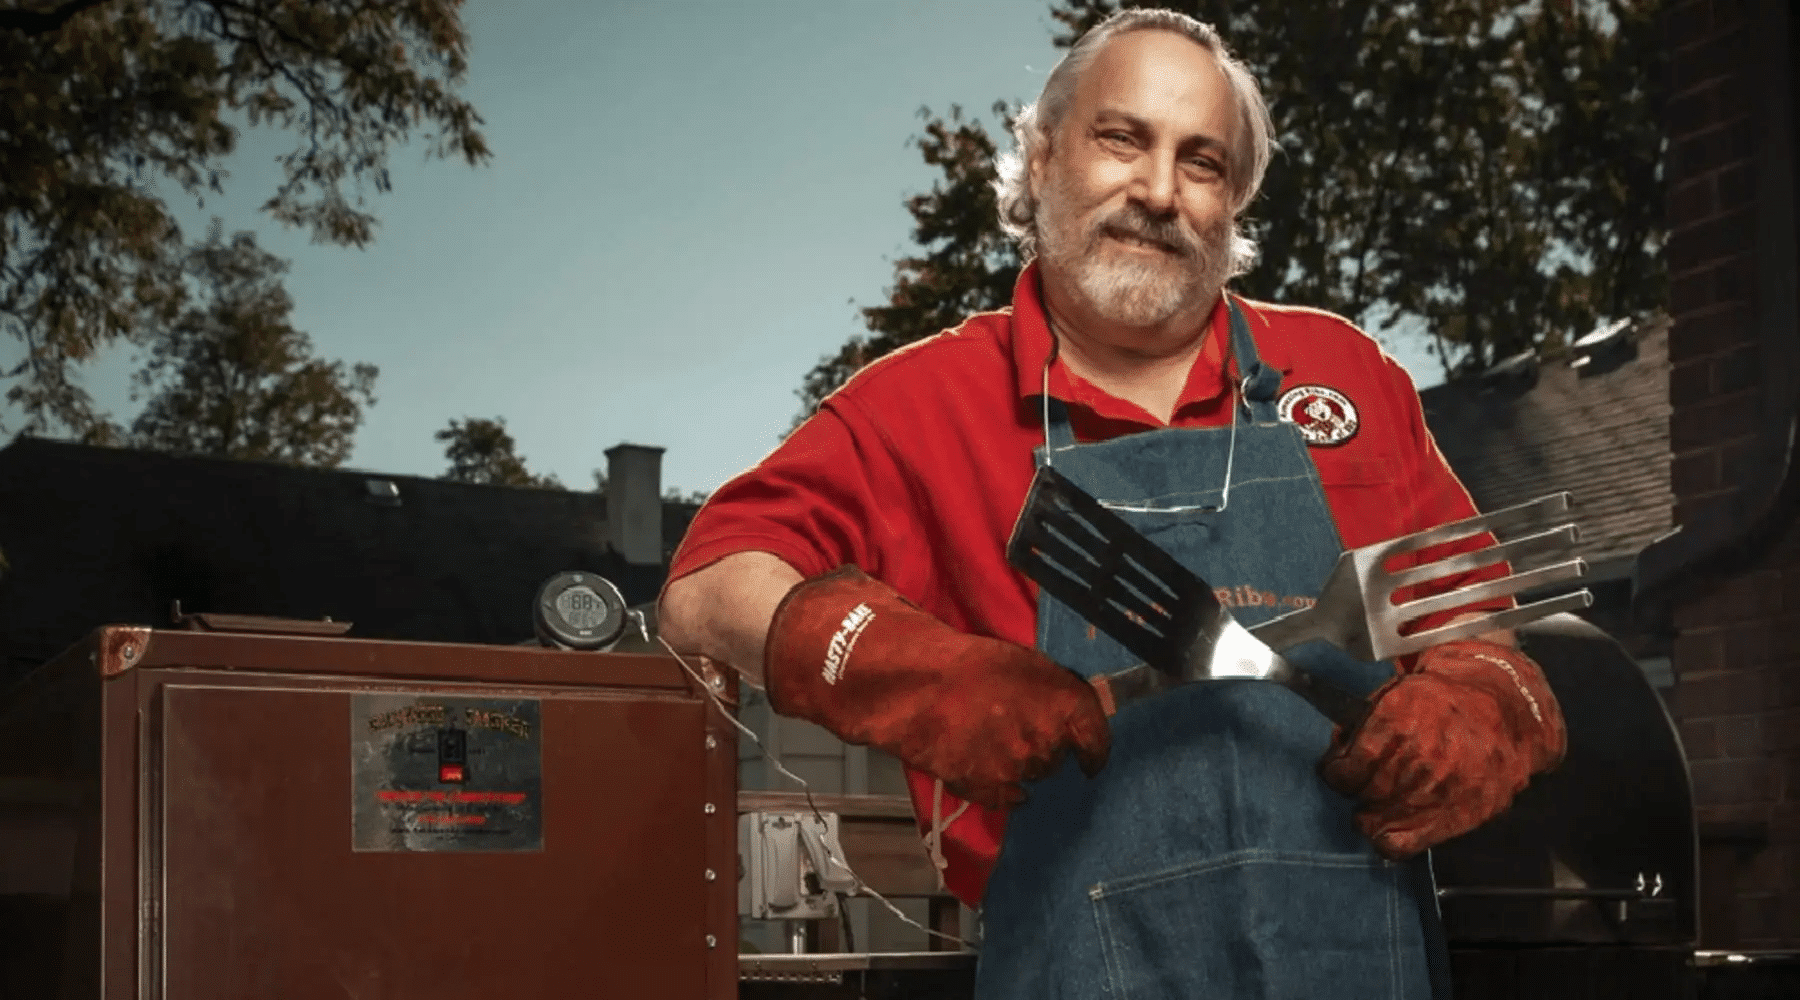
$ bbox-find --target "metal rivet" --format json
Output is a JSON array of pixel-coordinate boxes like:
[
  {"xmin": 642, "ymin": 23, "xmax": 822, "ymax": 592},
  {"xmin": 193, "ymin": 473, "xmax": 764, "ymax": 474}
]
[
  {"xmin": 705, "ymin": 869, "xmax": 716, "ymax": 881},
  {"xmin": 705, "ymin": 734, "xmax": 718, "ymax": 750},
  {"xmin": 705, "ymin": 934, "xmax": 717, "ymax": 948},
  {"xmin": 704, "ymin": 802, "xmax": 716, "ymax": 814},
  {"xmin": 122, "ymin": 646, "xmax": 136, "ymax": 660}
]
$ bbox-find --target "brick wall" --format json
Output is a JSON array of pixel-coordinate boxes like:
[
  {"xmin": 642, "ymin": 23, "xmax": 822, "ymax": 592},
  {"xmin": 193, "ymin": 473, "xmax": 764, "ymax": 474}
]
[
  {"xmin": 1660, "ymin": 0, "xmax": 1800, "ymax": 951},
  {"xmin": 1673, "ymin": 513, "xmax": 1800, "ymax": 947}
]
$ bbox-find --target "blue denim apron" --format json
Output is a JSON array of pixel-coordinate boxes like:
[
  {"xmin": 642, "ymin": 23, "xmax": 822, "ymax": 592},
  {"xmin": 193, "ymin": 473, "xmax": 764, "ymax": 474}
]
[{"xmin": 974, "ymin": 298, "xmax": 1452, "ymax": 1000}]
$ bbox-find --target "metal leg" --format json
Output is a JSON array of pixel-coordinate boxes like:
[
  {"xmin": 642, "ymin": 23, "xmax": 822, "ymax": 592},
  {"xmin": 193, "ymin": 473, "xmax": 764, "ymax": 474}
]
[{"xmin": 1409, "ymin": 852, "xmax": 1455, "ymax": 1000}]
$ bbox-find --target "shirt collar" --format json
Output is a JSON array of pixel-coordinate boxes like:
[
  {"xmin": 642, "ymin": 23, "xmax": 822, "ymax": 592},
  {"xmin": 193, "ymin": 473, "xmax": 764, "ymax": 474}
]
[{"xmin": 1008, "ymin": 261, "xmax": 1294, "ymax": 419}]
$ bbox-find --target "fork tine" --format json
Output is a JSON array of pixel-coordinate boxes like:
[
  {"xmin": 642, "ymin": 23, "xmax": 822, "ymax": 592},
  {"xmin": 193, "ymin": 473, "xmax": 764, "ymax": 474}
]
[
  {"xmin": 1391, "ymin": 558, "xmax": 1589, "ymax": 625},
  {"xmin": 1385, "ymin": 524, "xmax": 1581, "ymax": 591},
  {"xmin": 1372, "ymin": 492, "xmax": 1575, "ymax": 561},
  {"xmin": 1374, "ymin": 590, "xmax": 1596, "ymax": 659}
]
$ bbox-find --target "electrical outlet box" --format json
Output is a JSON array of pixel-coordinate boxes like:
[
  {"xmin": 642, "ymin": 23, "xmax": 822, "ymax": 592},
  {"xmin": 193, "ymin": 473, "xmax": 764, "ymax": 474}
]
[{"xmin": 739, "ymin": 810, "xmax": 853, "ymax": 921}]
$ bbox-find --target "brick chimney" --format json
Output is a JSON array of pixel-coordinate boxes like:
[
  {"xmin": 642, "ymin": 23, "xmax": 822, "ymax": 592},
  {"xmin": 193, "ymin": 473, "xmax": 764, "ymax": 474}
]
[{"xmin": 605, "ymin": 444, "xmax": 665, "ymax": 565}]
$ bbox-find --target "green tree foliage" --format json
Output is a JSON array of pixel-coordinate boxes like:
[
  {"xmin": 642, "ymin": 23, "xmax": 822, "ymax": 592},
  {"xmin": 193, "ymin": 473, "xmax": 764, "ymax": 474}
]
[
  {"xmin": 1048, "ymin": 0, "xmax": 1665, "ymax": 374},
  {"xmin": 127, "ymin": 223, "xmax": 377, "ymax": 465},
  {"xmin": 793, "ymin": 103, "xmax": 1024, "ymax": 422},
  {"xmin": 1, "ymin": 0, "xmax": 488, "ymax": 440},
  {"xmin": 435, "ymin": 416, "xmax": 562, "ymax": 489},
  {"xmin": 798, "ymin": 0, "xmax": 1663, "ymax": 420}
]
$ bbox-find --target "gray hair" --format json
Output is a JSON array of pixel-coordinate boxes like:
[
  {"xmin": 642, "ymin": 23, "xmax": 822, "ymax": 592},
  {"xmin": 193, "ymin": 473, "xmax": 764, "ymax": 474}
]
[{"xmin": 995, "ymin": 8, "xmax": 1274, "ymax": 273}]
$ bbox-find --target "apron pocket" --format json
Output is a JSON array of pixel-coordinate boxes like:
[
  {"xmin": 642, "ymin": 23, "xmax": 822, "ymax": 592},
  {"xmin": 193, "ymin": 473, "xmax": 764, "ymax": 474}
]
[{"xmin": 1090, "ymin": 849, "xmax": 1411, "ymax": 1000}]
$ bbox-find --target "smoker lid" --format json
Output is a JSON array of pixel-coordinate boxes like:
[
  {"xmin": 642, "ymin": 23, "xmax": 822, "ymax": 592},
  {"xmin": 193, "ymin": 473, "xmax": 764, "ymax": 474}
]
[{"xmin": 1431, "ymin": 614, "xmax": 1697, "ymax": 946}]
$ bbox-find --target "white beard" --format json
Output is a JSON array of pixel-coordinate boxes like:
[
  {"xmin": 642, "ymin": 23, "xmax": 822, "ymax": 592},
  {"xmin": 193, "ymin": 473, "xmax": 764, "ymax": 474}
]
[{"xmin": 1035, "ymin": 169, "xmax": 1235, "ymax": 328}]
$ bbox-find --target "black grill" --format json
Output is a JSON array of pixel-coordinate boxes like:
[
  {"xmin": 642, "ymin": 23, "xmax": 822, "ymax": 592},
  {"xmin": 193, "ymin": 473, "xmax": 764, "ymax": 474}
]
[{"xmin": 1433, "ymin": 613, "xmax": 1697, "ymax": 955}]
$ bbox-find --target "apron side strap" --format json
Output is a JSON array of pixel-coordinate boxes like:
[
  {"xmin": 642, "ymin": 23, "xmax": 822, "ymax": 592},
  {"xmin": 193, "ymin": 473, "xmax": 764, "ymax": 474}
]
[{"xmin": 923, "ymin": 778, "xmax": 971, "ymax": 894}]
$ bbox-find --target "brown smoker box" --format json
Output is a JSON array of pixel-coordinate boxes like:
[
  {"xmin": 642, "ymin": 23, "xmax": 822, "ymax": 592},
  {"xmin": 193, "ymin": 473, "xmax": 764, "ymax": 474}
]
[{"xmin": 0, "ymin": 625, "xmax": 739, "ymax": 1000}]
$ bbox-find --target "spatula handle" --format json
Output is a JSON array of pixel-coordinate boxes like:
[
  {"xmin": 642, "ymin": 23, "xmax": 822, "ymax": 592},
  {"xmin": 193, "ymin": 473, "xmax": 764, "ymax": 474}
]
[
  {"xmin": 1279, "ymin": 668, "xmax": 1373, "ymax": 733},
  {"xmin": 1087, "ymin": 662, "xmax": 1372, "ymax": 733}
]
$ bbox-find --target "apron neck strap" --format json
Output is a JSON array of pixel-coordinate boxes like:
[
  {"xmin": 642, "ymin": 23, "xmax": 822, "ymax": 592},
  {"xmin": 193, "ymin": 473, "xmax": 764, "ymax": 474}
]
[
  {"xmin": 1228, "ymin": 295, "xmax": 1283, "ymax": 418},
  {"xmin": 1042, "ymin": 294, "xmax": 1282, "ymax": 450}
]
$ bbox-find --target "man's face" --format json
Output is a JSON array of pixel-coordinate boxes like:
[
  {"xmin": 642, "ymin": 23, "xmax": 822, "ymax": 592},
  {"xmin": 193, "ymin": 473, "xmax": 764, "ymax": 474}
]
[{"xmin": 1030, "ymin": 30, "xmax": 1240, "ymax": 330}]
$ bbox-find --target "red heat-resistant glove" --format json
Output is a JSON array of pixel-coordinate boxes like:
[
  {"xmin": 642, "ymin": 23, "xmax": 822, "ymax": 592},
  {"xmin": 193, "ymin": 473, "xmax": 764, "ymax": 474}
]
[
  {"xmin": 1318, "ymin": 638, "xmax": 1566, "ymax": 860},
  {"xmin": 764, "ymin": 565, "xmax": 1111, "ymax": 810}
]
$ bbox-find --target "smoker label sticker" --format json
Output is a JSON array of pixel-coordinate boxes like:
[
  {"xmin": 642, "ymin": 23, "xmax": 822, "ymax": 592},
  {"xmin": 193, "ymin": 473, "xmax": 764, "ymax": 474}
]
[{"xmin": 351, "ymin": 694, "xmax": 542, "ymax": 852}]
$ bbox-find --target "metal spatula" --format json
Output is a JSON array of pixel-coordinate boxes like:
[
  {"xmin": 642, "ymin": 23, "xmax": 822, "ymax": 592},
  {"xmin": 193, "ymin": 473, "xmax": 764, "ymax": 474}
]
[
  {"xmin": 1005, "ymin": 465, "xmax": 1592, "ymax": 725},
  {"xmin": 1248, "ymin": 493, "xmax": 1593, "ymax": 661},
  {"xmin": 1005, "ymin": 465, "xmax": 1372, "ymax": 727}
]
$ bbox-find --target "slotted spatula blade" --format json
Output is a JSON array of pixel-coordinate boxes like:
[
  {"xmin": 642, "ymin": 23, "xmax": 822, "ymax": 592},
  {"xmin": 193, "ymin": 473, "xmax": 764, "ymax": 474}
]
[
  {"xmin": 1007, "ymin": 465, "xmax": 1372, "ymax": 728},
  {"xmin": 1006, "ymin": 464, "xmax": 1215, "ymax": 673}
]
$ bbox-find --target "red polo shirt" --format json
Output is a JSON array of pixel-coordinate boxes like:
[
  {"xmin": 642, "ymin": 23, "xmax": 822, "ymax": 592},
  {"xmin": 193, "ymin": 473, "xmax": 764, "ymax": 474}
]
[{"xmin": 667, "ymin": 263, "xmax": 1500, "ymax": 906}]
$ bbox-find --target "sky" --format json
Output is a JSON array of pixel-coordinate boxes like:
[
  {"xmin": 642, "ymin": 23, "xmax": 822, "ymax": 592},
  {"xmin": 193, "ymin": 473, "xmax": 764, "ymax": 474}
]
[{"xmin": 11, "ymin": 0, "xmax": 1443, "ymax": 496}]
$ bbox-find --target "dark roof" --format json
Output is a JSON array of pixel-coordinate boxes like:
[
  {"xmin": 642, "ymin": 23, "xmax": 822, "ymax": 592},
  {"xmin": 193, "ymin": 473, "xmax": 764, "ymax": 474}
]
[
  {"xmin": 1419, "ymin": 316, "xmax": 1673, "ymax": 580},
  {"xmin": 0, "ymin": 438, "xmax": 690, "ymax": 685}
]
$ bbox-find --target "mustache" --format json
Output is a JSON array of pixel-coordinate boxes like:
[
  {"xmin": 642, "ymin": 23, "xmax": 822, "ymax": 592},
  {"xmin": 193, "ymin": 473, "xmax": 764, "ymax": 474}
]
[{"xmin": 1094, "ymin": 206, "xmax": 1196, "ymax": 257}]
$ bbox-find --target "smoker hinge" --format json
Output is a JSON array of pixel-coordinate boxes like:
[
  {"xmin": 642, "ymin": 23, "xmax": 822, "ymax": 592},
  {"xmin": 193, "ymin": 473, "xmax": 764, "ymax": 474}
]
[{"xmin": 170, "ymin": 600, "xmax": 353, "ymax": 637}]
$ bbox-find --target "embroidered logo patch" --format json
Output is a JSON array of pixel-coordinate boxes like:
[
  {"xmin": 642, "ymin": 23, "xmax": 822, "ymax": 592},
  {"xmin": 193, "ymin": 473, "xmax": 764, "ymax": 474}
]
[{"xmin": 1277, "ymin": 385, "xmax": 1359, "ymax": 446}]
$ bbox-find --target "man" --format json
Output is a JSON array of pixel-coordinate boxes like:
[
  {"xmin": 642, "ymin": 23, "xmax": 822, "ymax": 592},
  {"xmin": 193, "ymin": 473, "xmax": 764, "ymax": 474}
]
[{"xmin": 660, "ymin": 9, "xmax": 1564, "ymax": 999}]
